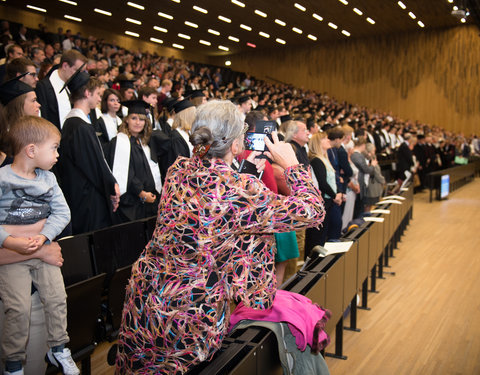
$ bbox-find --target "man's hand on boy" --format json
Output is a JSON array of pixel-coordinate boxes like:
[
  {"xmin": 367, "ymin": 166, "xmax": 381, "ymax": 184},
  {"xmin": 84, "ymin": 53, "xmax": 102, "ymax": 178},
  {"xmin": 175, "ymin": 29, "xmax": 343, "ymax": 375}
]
[{"xmin": 3, "ymin": 236, "xmax": 40, "ymax": 255}]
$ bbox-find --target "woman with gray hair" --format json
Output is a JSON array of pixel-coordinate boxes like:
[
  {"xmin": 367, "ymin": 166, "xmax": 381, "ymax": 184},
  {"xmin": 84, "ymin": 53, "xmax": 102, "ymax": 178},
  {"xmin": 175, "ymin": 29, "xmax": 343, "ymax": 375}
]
[{"xmin": 115, "ymin": 100, "xmax": 325, "ymax": 374}]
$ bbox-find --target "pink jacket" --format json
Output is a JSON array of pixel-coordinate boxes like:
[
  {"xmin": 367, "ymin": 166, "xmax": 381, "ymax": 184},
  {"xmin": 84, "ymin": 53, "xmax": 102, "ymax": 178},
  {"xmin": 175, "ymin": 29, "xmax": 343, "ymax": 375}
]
[{"xmin": 229, "ymin": 290, "xmax": 331, "ymax": 353}]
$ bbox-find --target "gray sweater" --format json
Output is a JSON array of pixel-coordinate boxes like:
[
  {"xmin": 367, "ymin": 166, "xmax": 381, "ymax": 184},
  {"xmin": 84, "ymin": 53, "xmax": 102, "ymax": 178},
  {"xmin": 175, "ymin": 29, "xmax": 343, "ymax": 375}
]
[{"xmin": 0, "ymin": 165, "xmax": 71, "ymax": 246}]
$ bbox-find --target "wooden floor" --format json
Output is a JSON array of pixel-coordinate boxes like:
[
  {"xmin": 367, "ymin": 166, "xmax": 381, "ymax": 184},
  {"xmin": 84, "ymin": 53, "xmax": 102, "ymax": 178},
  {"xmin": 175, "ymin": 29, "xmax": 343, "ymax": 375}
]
[
  {"xmin": 326, "ymin": 179, "xmax": 480, "ymax": 375},
  {"xmin": 89, "ymin": 179, "xmax": 480, "ymax": 375}
]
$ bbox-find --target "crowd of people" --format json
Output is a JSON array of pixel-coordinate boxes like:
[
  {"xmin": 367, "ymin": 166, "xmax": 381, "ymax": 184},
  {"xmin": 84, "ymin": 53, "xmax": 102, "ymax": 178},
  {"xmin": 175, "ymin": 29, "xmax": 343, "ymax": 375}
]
[{"xmin": 0, "ymin": 19, "xmax": 479, "ymax": 375}]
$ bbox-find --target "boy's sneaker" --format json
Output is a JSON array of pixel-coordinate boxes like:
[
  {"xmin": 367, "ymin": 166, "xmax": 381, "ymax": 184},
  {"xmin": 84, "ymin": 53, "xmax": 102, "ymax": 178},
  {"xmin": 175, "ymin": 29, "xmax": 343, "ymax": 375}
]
[
  {"xmin": 4, "ymin": 370, "xmax": 24, "ymax": 375},
  {"xmin": 45, "ymin": 348, "xmax": 80, "ymax": 375}
]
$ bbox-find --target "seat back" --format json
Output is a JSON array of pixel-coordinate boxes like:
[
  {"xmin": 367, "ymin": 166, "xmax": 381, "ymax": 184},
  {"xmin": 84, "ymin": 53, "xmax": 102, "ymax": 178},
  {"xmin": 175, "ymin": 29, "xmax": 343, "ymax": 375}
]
[{"xmin": 58, "ymin": 233, "xmax": 95, "ymax": 286}]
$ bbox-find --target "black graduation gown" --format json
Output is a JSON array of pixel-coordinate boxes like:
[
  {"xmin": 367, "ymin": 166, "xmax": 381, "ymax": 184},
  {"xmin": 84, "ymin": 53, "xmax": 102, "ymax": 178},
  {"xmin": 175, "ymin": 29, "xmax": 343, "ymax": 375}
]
[
  {"xmin": 58, "ymin": 115, "xmax": 117, "ymax": 235},
  {"xmin": 105, "ymin": 136, "xmax": 159, "ymax": 223}
]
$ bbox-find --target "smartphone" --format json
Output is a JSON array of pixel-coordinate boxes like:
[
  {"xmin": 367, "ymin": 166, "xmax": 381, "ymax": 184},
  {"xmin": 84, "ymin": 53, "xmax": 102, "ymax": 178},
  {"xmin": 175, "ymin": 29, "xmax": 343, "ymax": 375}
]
[
  {"xmin": 238, "ymin": 159, "xmax": 263, "ymax": 179},
  {"xmin": 255, "ymin": 120, "xmax": 277, "ymax": 135},
  {"xmin": 245, "ymin": 132, "xmax": 267, "ymax": 152}
]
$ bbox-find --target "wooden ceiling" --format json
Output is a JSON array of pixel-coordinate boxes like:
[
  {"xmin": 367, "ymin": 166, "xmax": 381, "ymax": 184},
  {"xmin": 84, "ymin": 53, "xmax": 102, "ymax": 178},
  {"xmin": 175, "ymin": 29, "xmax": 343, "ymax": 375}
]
[{"xmin": 6, "ymin": 0, "xmax": 469, "ymax": 56}]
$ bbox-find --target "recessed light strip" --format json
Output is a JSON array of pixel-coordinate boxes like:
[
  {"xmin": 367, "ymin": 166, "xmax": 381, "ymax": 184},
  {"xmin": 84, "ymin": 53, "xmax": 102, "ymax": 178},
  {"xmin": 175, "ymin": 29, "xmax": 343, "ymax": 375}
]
[
  {"xmin": 26, "ymin": 5, "xmax": 47, "ymax": 12},
  {"xmin": 240, "ymin": 24, "xmax": 252, "ymax": 31},
  {"xmin": 127, "ymin": 2, "xmax": 144, "ymax": 10},
  {"xmin": 153, "ymin": 26, "xmax": 168, "ymax": 33},
  {"xmin": 294, "ymin": 3, "xmax": 306, "ymax": 11},
  {"xmin": 59, "ymin": 0, "xmax": 77, "ymax": 5},
  {"xmin": 150, "ymin": 37, "xmax": 163, "ymax": 44},
  {"xmin": 199, "ymin": 40, "xmax": 211, "ymax": 46},
  {"xmin": 218, "ymin": 15, "xmax": 231, "ymax": 23},
  {"xmin": 94, "ymin": 8, "xmax": 112, "ymax": 16},
  {"xmin": 125, "ymin": 31, "xmax": 139, "ymax": 37},
  {"xmin": 193, "ymin": 5, "xmax": 208, "ymax": 14},
  {"xmin": 185, "ymin": 21, "xmax": 198, "ymax": 28},
  {"xmin": 275, "ymin": 19, "xmax": 286, "ymax": 26},
  {"xmin": 64, "ymin": 14, "xmax": 82, "ymax": 22},
  {"xmin": 172, "ymin": 43, "xmax": 184, "ymax": 49},
  {"xmin": 231, "ymin": 0, "xmax": 245, "ymax": 7},
  {"xmin": 254, "ymin": 9, "xmax": 267, "ymax": 17},
  {"xmin": 126, "ymin": 17, "xmax": 141, "ymax": 25},
  {"xmin": 158, "ymin": 11, "xmax": 173, "ymax": 19}
]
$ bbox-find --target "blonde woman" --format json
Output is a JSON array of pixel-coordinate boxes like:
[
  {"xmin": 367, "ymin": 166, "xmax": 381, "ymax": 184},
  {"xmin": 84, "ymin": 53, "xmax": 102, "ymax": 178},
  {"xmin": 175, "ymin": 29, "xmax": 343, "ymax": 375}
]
[
  {"xmin": 305, "ymin": 132, "xmax": 343, "ymax": 257},
  {"xmin": 106, "ymin": 101, "xmax": 162, "ymax": 222}
]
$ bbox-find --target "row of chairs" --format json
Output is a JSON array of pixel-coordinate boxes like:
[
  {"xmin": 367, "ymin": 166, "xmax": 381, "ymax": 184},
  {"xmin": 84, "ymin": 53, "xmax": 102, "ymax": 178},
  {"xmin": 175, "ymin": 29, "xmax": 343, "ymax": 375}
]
[{"xmin": 48, "ymin": 217, "xmax": 157, "ymax": 374}]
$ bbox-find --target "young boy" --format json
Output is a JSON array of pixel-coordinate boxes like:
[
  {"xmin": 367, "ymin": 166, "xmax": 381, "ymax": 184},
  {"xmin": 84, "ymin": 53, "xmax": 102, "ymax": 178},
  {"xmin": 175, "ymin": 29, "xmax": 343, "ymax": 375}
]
[{"xmin": 0, "ymin": 116, "xmax": 79, "ymax": 375}]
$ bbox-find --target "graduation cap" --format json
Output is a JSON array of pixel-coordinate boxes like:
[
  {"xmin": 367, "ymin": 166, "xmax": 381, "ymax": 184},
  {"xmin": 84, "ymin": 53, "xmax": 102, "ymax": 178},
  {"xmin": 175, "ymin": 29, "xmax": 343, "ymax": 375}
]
[
  {"xmin": 60, "ymin": 62, "xmax": 88, "ymax": 94},
  {"xmin": 121, "ymin": 100, "xmax": 150, "ymax": 116},
  {"xmin": 0, "ymin": 73, "xmax": 34, "ymax": 105},
  {"xmin": 118, "ymin": 79, "xmax": 135, "ymax": 90},
  {"xmin": 187, "ymin": 89, "xmax": 205, "ymax": 99},
  {"xmin": 163, "ymin": 97, "xmax": 178, "ymax": 113},
  {"xmin": 280, "ymin": 114, "xmax": 292, "ymax": 123},
  {"xmin": 173, "ymin": 99, "xmax": 195, "ymax": 114}
]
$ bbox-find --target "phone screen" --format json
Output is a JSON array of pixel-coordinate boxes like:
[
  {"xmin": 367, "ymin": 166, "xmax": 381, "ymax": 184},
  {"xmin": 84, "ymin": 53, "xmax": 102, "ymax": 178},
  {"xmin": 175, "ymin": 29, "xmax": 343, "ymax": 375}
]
[{"xmin": 245, "ymin": 132, "xmax": 267, "ymax": 152}]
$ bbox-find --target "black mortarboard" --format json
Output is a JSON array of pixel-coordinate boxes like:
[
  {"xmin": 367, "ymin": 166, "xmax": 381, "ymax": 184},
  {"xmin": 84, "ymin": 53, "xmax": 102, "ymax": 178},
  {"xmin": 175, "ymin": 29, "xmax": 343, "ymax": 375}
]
[
  {"xmin": 118, "ymin": 79, "xmax": 135, "ymax": 90},
  {"xmin": 121, "ymin": 100, "xmax": 150, "ymax": 116},
  {"xmin": 187, "ymin": 89, "xmax": 205, "ymax": 99},
  {"xmin": 164, "ymin": 97, "xmax": 178, "ymax": 113},
  {"xmin": 280, "ymin": 114, "xmax": 292, "ymax": 123},
  {"xmin": 60, "ymin": 62, "xmax": 88, "ymax": 94},
  {"xmin": 0, "ymin": 74, "xmax": 34, "ymax": 105},
  {"xmin": 173, "ymin": 99, "xmax": 194, "ymax": 114}
]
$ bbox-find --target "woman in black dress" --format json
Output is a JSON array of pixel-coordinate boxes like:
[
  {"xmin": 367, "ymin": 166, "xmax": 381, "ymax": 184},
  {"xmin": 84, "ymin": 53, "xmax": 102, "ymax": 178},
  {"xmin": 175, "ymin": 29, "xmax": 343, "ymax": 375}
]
[{"xmin": 106, "ymin": 100, "xmax": 162, "ymax": 222}]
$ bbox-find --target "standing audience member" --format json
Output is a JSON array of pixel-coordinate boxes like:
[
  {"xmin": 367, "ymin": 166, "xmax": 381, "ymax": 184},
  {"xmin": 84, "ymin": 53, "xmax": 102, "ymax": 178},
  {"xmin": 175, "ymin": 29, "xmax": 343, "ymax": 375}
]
[
  {"xmin": 94, "ymin": 88, "xmax": 122, "ymax": 146},
  {"xmin": 106, "ymin": 101, "xmax": 162, "ymax": 222},
  {"xmin": 35, "ymin": 50, "xmax": 87, "ymax": 130},
  {"xmin": 0, "ymin": 116, "xmax": 80, "ymax": 375},
  {"xmin": 306, "ymin": 132, "xmax": 342, "ymax": 257},
  {"xmin": 396, "ymin": 133, "xmax": 415, "ymax": 184},
  {"xmin": 350, "ymin": 138, "xmax": 377, "ymax": 213},
  {"xmin": 57, "ymin": 71, "xmax": 120, "ymax": 234},
  {"xmin": 364, "ymin": 143, "xmax": 385, "ymax": 210}
]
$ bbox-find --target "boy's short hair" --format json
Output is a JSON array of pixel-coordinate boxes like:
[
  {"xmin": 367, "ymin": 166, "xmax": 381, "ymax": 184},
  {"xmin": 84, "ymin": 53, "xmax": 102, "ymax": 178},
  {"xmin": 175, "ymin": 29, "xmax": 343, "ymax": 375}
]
[
  {"xmin": 9, "ymin": 116, "xmax": 60, "ymax": 156},
  {"xmin": 138, "ymin": 86, "xmax": 157, "ymax": 99}
]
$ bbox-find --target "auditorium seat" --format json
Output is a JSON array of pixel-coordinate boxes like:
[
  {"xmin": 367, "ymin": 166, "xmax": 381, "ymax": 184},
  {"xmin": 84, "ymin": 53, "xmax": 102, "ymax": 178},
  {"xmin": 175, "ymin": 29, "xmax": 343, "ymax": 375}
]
[
  {"xmin": 58, "ymin": 233, "xmax": 95, "ymax": 287},
  {"xmin": 105, "ymin": 264, "xmax": 132, "ymax": 339}
]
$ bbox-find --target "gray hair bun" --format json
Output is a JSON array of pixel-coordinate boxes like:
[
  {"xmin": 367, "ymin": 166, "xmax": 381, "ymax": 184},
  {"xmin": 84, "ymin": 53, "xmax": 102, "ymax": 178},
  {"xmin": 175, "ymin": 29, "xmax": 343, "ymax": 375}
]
[{"xmin": 190, "ymin": 126, "xmax": 213, "ymax": 147}]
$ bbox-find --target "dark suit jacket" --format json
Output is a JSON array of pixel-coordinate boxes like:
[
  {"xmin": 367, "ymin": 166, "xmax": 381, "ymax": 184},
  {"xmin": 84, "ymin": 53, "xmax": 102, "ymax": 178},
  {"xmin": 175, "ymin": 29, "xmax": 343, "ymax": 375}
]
[
  {"xmin": 396, "ymin": 142, "xmax": 414, "ymax": 180},
  {"xmin": 36, "ymin": 71, "xmax": 62, "ymax": 130},
  {"xmin": 337, "ymin": 145, "xmax": 353, "ymax": 193}
]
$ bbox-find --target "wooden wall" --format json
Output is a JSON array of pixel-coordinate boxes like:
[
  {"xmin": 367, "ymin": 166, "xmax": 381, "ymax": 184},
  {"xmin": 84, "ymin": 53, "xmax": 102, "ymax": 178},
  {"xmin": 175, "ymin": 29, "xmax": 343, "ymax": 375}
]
[
  {"xmin": 0, "ymin": 6, "xmax": 207, "ymax": 63},
  {"xmin": 211, "ymin": 25, "xmax": 480, "ymax": 135}
]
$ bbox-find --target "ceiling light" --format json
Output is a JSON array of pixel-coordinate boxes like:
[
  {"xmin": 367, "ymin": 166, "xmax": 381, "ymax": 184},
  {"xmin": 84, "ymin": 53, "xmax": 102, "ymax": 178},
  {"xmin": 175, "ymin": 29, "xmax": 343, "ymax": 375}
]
[
  {"xmin": 276, "ymin": 38, "xmax": 286, "ymax": 44},
  {"xmin": 366, "ymin": 17, "xmax": 375, "ymax": 24},
  {"xmin": 292, "ymin": 27, "xmax": 303, "ymax": 34},
  {"xmin": 447, "ymin": 0, "xmax": 453, "ymax": 2},
  {"xmin": 418, "ymin": 20, "xmax": 425, "ymax": 27},
  {"xmin": 408, "ymin": 12, "xmax": 416, "ymax": 19},
  {"xmin": 185, "ymin": 21, "xmax": 198, "ymax": 28},
  {"xmin": 259, "ymin": 31, "xmax": 270, "ymax": 38},
  {"xmin": 127, "ymin": 2, "xmax": 144, "ymax": 10},
  {"xmin": 171, "ymin": 0, "xmax": 180, "ymax": 2},
  {"xmin": 199, "ymin": 40, "xmax": 212, "ymax": 46},
  {"xmin": 59, "ymin": 0, "xmax": 77, "ymax": 5},
  {"xmin": 218, "ymin": 15, "xmax": 231, "ymax": 23},
  {"xmin": 178, "ymin": 33, "xmax": 191, "ymax": 40},
  {"xmin": 342, "ymin": 30, "xmax": 351, "ymax": 36},
  {"xmin": 231, "ymin": 0, "xmax": 245, "ymax": 7},
  {"xmin": 313, "ymin": 13, "xmax": 323, "ymax": 21},
  {"xmin": 64, "ymin": 14, "xmax": 82, "ymax": 22},
  {"xmin": 255, "ymin": 10, "xmax": 267, "ymax": 17},
  {"xmin": 228, "ymin": 36, "xmax": 240, "ymax": 42},
  {"xmin": 353, "ymin": 8, "xmax": 363, "ymax": 15},
  {"xmin": 294, "ymin": 3, "xmax": 306, "ymax": 11},
  {"xmin": 453, "ymin": 6, "xmax": 458, "ymax": 10},
  {"xmin": 328, "ymin": 22, "xmax": 338, "ymax": 29},
  {"xmin": 94, "ymin": 8, "xmax": 112, "ymax": 16},
  {"xmin": 218, "ymin": 45, "xmax": 229, "ymax": 51},
  {"xmin": 275, "ymin": 19, "xmax": 286, "ymax": 26},
  {"xmin": 153, "ymin": 26, "xmax": 168, "ymax": 33},
  {"xmin": 208, "ymin": 29, "xmax": 220, "ymax": 35},
  {"xmin": 193, "ymin": 5, "xmax": 208, "ymax": 14},
  {"xmin": 158, "ymin": 11, "xmax": 173, "ymax": 19},
  {"xmin": 26, "ymin": 5, "xmax": 47, "ymax": 12},
  {"xmin": 461, "ymin": 17, "xmax": 466, "ymax": 23},
  {"xmin": 126, "ymin": 18, "xmax": 141, "ymax": 25},
  {"xmin": 307, "ymin": 34, "xmax": 317, "ymax": 41},
  {"xmin": 225, "ymin": 60, "xmax": 232, "ymax": 66},
  {"xmin": 172, "ymin": 43, "xmax": 184, "ymax": 49},
  {"xmin": 240, "ymin": 24, "xmax": 252, "ymax": 31},
  {"xmin": 246, "ymin": 42, "xmax": 256, "ymax": 48},
  {"xmin": 398, "ymin": 1, "xmax": 406, "ymax": 9},
  {"xmin": 125, "ymin": 31, "xmax": 139, "ymax": 37},
  {"xmin": 339, "ymin": 0, "xmax": 348, "ymax": 5},
  {"xmin": 150, "ymin": 37, "xmax": 163, "ymax": 43}
]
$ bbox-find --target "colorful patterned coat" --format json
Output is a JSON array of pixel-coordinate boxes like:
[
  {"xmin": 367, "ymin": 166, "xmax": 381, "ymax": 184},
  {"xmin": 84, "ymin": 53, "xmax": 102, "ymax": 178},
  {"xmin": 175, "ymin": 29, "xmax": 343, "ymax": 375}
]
[{"xmin": 115, "ymin": 156, "xmax": 325, "ymax": 374}]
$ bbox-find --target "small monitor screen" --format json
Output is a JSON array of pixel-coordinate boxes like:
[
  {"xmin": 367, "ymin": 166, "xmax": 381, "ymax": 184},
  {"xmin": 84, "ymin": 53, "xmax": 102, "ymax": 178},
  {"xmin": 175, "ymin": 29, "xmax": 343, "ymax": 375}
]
[{"xmin": 440, "ymin": 174, "xmax": 449, "ymax": 199}]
